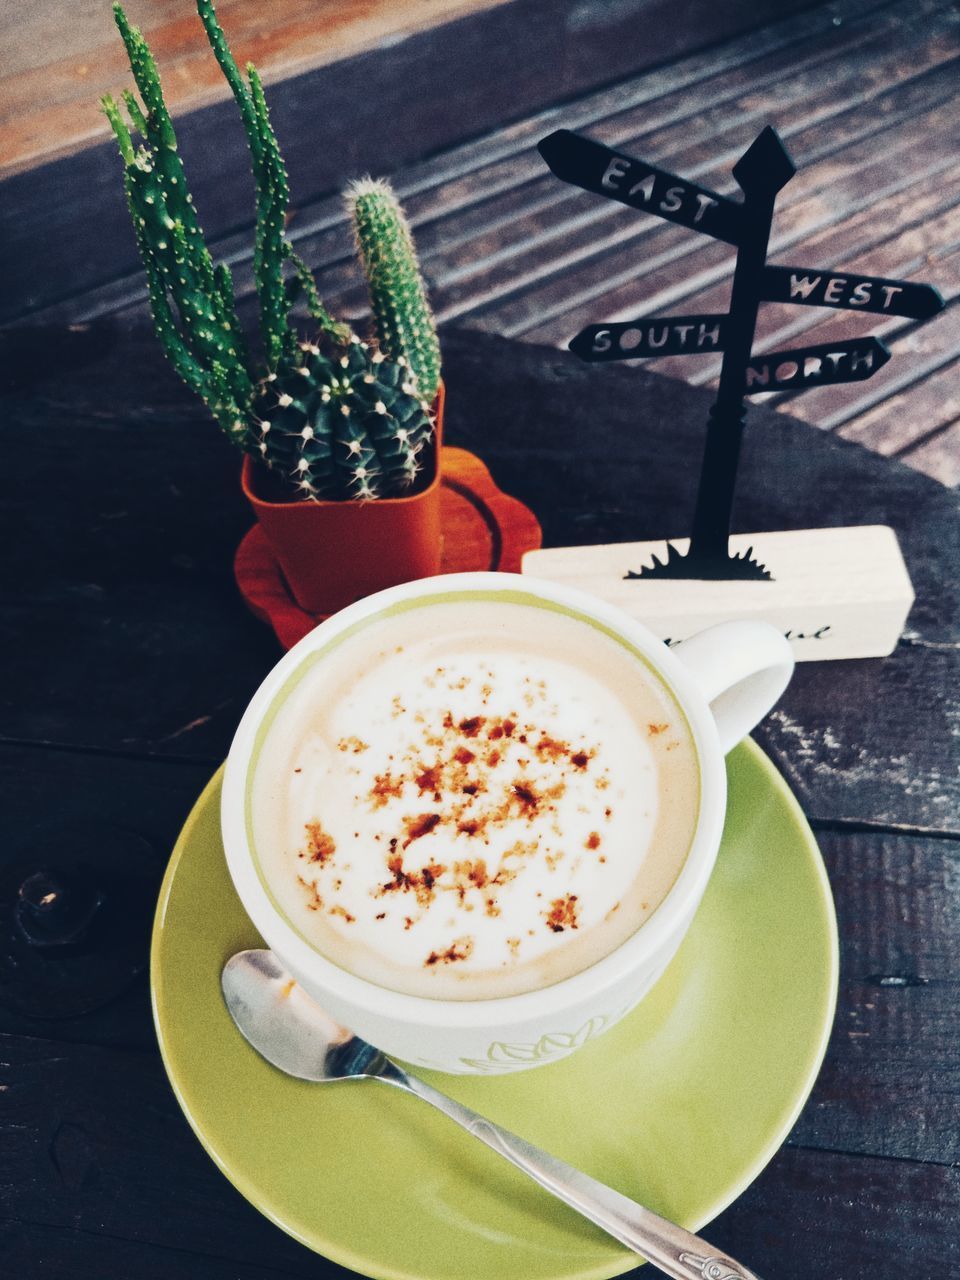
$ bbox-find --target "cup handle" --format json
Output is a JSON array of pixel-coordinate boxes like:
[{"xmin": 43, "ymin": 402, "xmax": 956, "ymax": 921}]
[{"xmin": 671, "ymin": 621, "xmax": 794, "ymax": 754}]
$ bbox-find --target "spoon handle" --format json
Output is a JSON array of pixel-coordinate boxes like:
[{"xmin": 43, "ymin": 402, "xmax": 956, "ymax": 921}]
[{"xmin": 391, "ymin": 1070, "xmax": 763, "ymax": 1280}]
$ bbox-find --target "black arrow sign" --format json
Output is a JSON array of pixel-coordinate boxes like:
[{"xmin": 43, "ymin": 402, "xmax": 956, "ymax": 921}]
[
  {"xmin": 761, "ymin": 265, "xmax": 944, "ymax": 319},
  {"xmin": 537, "ymin": 123, "xmax": 945, "ymax": 582},
  {"xmin": 743, "ymin": 337, "xmax": 890, "ymax": 393},
  {"xmin": 570, "ymin": 314, "xmax": 728, "ymax": 362},
  {"xmin": 538, "ymin": 130, "xmax": 743, "ymax": 246}
]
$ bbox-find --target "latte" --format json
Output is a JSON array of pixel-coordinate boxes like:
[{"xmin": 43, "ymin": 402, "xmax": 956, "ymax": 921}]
[{"xmin": 251, "ymin": 598, "xmax": 699, "ymax": 999}]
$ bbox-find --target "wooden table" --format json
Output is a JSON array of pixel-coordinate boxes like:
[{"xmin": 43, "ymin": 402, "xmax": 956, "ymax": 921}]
[
  {"xmin": 11, "ymin": 0, "xmax": 959, "ymax": 485},
  {"xmin": 0, "ymin": 322, "xmax": 957, "ymax": 1277}
]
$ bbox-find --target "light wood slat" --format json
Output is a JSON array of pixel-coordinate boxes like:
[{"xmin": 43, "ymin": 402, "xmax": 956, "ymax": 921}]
[
  {"xmin": 766, "ymin": 242, "xmax": 960, "ymax": 424},
  {"xmin": 329, "ymin": 54, "xmax": 960, "ymax": 337},
  {"xmin": 0, "ymin": 0, "xmax": 506, "ymax": 179},
  {"xmin": 729, "ymin": 245, "xmax": 960, "ymax": 428},
  {"xmin": 648, "ymin": 187, "xmax": 960, "ymax": 386},
  {"xmin": 777, "ymin": 292, "xmax": 960, "ymax": 431},
  {"xmin": 838, "ymin": 356, "xmax": 960, "ymax": 455},
  {"xmin": 898, "ymin": 416, "xmax": 960, "ymax": 485},
  {"xmin": 421, "ymin": 0, "xmax": 957, "ymax": 302},
  {"xmin": 415, "ymin": 0, "xmax": 929, "ymax": 286},
  {"xmin": 29, "ymin": 0, "xmax": 959, "ymax": 476},
  {"xmin": 39, "ymin": 0, "xmax": 898, "ymax": 326},
  {"xmin": 482, "ymin": 52, "xmax": 960, "ymax": 340}
]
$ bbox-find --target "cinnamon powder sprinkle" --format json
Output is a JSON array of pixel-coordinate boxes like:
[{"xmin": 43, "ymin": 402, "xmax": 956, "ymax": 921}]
[
  {"xmin": 425, "ymin": 937, "xmax": 474, "ymax": 966},
  {"xmin": 458, "ymin": 716, "xmax": 485, "ymax": 737},
  {"xmin": 586, "ymin": 832, "xmax": 601, "ymax": 850},
  {"xmin": 465, "ymin": 858, "xmax": 489, "ymax": 889},
  {"xmin": 297, "ymin": 875, "xmax": 323, "ymax": 912},
  {"xmin": 303, "ymin": 820, "xmax": 336, "ymax": 864},
  {"xmin": 545, "ymin": 894, "xmax": 579, "ymax": 932},
  {"xmin": 415, "ymin": 764, "xmax": 442, "ymax": 796},
  {"xmin": 647, "ymin": 723, "xmax": 669, "ymax": 736},
  {"xmin": 329, "ymin": 904, "xmax": 355, "ymax": 923},
  {"xmin": 512, "ymin": 781, "xmax": 539, "ymax": 811},
  {"xmin": 371, "ymin": 772, "xmax": 404, "ymax": 807},
  {"xmin": 403, "ymin": 811, "xmax": 442, "ymax": 845},
  {"xmin": 535, "ymin": 734, "xmax": 568, "ymax": 760}
]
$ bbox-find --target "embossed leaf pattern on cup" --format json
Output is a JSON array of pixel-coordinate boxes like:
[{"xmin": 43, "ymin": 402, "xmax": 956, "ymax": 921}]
[{"xmin": 459, "ymin": 1014, "xmax": 613, "ymax": 1073}]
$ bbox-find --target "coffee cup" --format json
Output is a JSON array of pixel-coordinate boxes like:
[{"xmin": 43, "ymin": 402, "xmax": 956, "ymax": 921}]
[{"xmin": 222, "ymin": 572, "xmax": 793, "ymax": 1074}]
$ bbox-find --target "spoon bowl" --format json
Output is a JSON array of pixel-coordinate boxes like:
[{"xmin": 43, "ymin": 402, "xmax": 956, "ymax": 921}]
[{"xmin": 222, "ymin": 949, "xmax": 391, "ymax": 1082}]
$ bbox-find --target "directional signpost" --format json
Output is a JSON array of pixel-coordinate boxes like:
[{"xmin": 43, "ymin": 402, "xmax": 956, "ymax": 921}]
[{"xmin": 537, "ymin": 125, "xmax": 944, "ymax": 581}]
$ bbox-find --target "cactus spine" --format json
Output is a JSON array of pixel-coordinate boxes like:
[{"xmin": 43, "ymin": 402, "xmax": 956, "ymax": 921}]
[
  {"xmin": 347, "ymin": 178, "xmax": 442, "ymax": 402},
  {"xmin": 101, "ymin": 2, "xmax": 439, "ymax": 501}
]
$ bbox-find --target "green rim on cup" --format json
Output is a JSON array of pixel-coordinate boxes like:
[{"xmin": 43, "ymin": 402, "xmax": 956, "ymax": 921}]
[{"xmin": 151, "ymin": 739, "xmax": 838, "ymax": 1280}]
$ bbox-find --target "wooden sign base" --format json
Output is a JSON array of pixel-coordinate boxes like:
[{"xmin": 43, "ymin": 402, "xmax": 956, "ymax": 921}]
[{"xmin": 522, "ymin": 525, "xmax": 914, "ymax": 662}]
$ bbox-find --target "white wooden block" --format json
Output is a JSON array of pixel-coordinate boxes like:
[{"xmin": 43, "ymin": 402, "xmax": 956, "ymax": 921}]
[{"xmin": 522, "ymin": 526, "xmax": 914, "ymax": 661}]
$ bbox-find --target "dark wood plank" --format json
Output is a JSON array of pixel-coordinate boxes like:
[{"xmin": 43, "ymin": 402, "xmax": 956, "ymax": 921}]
[
  {"xmin": 0, "ymin": 744, "xmax": 218, "ymax": 1050},
  {"xmin": 0, "ymin": 1221, "xmax": 332, "ymax": 1280},
  {"xmin": 707, "ymin": 1146, "xmax": 960, "ymax": 1279},
  {"xmin": 1, "ymin": 819, "xmax": 960, "ymax": 1269},
  {"xmin": 792, "ymin": 829, "xmax": 960, "ymax": 1161},
  {"xmin": 3, "ymin": 1147, "xmax": 958, "ymax": 1280},
  {"xmin": 780, "ymin": 293, "xmax": 960, "ymax": 431},
  {"xmin": 0, "ymin": 324, "xmax": 279, "ymax": 762},
  {"xmin": 0, "ymin": 1033, "xmax": 347, "ymax": 1279},
  {"xmin": 1, "ymin": 324, "xmax": 957, "ymax": 830},
  {"xmin": 0, "ymin": 0, "xmax": 821, "ymax": 322},
  {"xmin": 258, "ymin": 0, "xmax": 930, "ymax": 299},
  {"xmin": 3, "ymin": 770, "xmax": 956, "ymax": 1166}
]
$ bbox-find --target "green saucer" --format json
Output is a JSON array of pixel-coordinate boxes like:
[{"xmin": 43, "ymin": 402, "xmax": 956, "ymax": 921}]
[{"xmin": 151, "ymin": 740, "xmax": 838, "ymax": 1280}]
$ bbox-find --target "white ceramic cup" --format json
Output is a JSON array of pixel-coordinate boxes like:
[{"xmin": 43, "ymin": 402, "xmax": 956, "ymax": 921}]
[{"xmin": 222, "ymin": 572, "xmax": 793, "ymax": 1075}]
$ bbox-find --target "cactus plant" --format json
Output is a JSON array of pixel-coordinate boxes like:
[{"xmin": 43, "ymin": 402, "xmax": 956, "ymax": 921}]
[
  {"xmin": 101, "ymin": 1, "xmax": 441, "ymax": 502},
  {"xmin": 347, "ymin": 178, "xmax": 442, "ymax": 402}
]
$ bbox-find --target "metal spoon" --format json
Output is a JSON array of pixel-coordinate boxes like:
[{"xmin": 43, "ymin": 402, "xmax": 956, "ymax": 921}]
[{"xmin": 223, "ymin": 949, "xmax": 762, "ymax": 1280}]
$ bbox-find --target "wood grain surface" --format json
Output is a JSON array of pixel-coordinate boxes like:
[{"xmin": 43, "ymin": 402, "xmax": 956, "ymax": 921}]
[
  {"xmin": 0, "ymin": 319, "xmax": 957, "ymax": 1276},
  {"xmin": 0, "ymin": 0, "xmax": 810, "ymax": 318},
  {"xmin": 2, "ymin": 2, "xmax": 958, "ymax": 1273},
  {"xmin": 18, "ymin": 0, "xmax": 957, "ymax": 480},
  {"xmin": 0, "ymin": 0, "xmax": 505, "ymax": 178}
]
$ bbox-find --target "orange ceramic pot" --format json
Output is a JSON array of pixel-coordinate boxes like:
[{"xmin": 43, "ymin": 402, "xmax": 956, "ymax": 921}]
[{"xmin": 241, "ymin": 383, "xmax": 445, "ymax": 616}]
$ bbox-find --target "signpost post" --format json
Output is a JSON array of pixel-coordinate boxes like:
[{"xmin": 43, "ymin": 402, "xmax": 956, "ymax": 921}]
[{"xmin": 525, "ymin": 125, "xmax": 944, "ymax": 658}]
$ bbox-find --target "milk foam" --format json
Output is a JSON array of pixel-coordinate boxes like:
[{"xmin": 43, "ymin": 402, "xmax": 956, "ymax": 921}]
[{"xmin": 252, "ymin": 600, "xmax": 698, "ymax": 999}]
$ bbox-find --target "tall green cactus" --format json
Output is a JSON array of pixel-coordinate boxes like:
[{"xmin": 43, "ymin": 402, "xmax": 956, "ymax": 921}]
[
  {"xmin": 346, "ymin": 178, "xmax": 442, "ymax": 402},
  {"xmin": 100, "ymin": 2, "xmax": 438, "ymax": 501}
]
